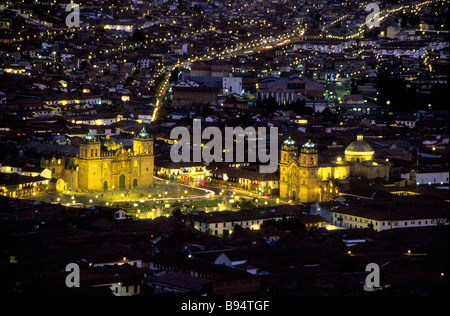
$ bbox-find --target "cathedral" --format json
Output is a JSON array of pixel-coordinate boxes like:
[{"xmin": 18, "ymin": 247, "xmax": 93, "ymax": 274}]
[
  {"xmin": 41, "ymin": 127, "xmax": 154, "ymax": 192},
  {"xmin": 279, "ymin": 135, "xmax": 390, "ymax": 203}
]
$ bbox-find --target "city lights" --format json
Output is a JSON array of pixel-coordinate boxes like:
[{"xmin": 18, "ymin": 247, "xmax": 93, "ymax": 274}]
[{"xmin": 0, "ymin": 0, "xmax": 447, "ymax": 301}]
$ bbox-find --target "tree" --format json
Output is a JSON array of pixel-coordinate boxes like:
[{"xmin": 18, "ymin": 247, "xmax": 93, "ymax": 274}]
[
  {"xmin": 171, "ymin": 207, "xmax": 182, "ymax": 216},
  {"xmin": 262, "ymin": 96, "xmax": 279, "ymax": 113},
  {"xmin": 261, "ymin": 216, "xmax": 306, "ymax": 233},
  {"xmin": 132, "ymin": 30, "xmax": 145, "ymax": 42},
  {"xmin": 169, "ymin": 67, "xmax": 181, "ymax": 82},
  {"xmin": 79, "ymin": 60, "xmax": 89, "ymax": 71},
  {"xmin": 231, "ymin": 198, "xmax": 256, "ymax": 210},
  {"xmin": 233, "ymin": 223, "xmax": 244, "ymax": 233},
  {"xmin": 125, "ymin": 76, "xmax": 134, "ymax": 87}
]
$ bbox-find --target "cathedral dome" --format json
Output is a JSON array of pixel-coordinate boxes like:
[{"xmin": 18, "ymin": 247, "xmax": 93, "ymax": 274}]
[
  {"xmin": 345, "ymin": 135, "xmax": 374, "ymax": 162},
  {"xmin": 346, "ymin": 138, "xmax": 373, "ymax": 153}
]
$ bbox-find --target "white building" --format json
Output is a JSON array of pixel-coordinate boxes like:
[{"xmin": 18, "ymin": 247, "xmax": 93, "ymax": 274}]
[
  {"xmin": 193, "ymin": 209, "xmax": 289, "ymax": 237},
  {"xmin": 401, "ymin": 169, "xmax": 449, "ymax": 185},
  {"xmin": 331, "ymin": 204, "xmax": 448, "ymax": 232},
  {"xmin": 222, "ymin": 74, "xmax": 243, "ymax": 96}
]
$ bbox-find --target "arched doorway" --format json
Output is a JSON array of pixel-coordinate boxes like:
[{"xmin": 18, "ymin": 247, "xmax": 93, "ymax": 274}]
[
  {"xmin": 56, "ymin": 179, "xmax": 66, "ymax": 192},
  {"xmin": 133, "ymin": 179, "xmax": 138, "ymax": 188},
  {"xmin": 119, "ymin": 174, "xmax": 126, "ymax": 189},
  {"xmin": 103, "ymin": 181, "xmax": 108, "ymax": 190}
]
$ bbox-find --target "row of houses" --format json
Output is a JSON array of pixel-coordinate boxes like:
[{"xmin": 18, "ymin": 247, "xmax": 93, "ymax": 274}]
[
  {"xmin": 154, "ymin": 161, "xmax": 279, "ymax": 196},
  {"xmin": 191, "ymin": 188, "xmax": 449, "ymax": 237}
]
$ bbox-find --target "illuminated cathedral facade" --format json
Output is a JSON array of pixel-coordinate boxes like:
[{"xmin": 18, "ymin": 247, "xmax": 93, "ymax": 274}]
[
  {"xmin": 41, "ymin": 127, "xmax": 154, "ymax": 192},
  {"xmin": 279, "ymin": 135, "xmax": 390, "ymax": 203}
]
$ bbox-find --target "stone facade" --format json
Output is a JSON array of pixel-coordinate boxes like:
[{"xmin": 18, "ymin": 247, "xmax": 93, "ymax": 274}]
[
  {"xmin": 42, "ymin": 128, "xmax": 154, "ymax": 192},
  {"xmin": 279, "ymin": 136, "xmax": 390, "ymax": 203}
]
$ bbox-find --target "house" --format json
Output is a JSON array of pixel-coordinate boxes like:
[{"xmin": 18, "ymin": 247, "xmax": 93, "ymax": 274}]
[
  {"xmin": 207, "ymin": 165, "xmax": 279, "ymax": 196},
  {"xmin": 331, "ymin": 197, "xmax": 449, "ymax": 231},
  {"xmin": 147, "ymin": 253, "xmax": 260, "ymax": 295},
  {"xmin": 395, "ymin": 112, "xmax": 417, "ymax": 128},
  {"xmin": 192, "ymin": 205, "xmax": 326, "ymax": 237},
  {"xmin": 0, "ymin": 169, "xmax": 50, "ymax": 198},
  {"xmin": 172, "ymin": 86, "xmax": 219, "ymax": 107},
  {"xmin": 83, "ymin": 265, "xmax": 144, "ymax": 296},
  {"xmin": 146, "ymin": 271, "xmax": 213, "ymax": 295},
  {"xmin": 193, "ymin": 210, "xmax": 281, "ymax": 237},
  {"xmin": 222, "ymin": 93, "xmax": 249, "ymax": 110}
]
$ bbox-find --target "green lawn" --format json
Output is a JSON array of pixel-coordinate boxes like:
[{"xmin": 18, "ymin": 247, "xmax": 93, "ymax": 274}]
[{"xmin": 192, "ymin": 199, "xmax": 221, "ymax": 208}]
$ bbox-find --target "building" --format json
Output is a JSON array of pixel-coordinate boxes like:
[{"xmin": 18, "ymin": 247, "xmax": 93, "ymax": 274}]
[
  {"xmin": 207, "ymin": 165, "xmax": 279, "ymax": 196},
  {"xmin": 0, "ymin": 173, "xmax": 50, "ymax": 198},
  {"xmin": 257, "ymin": 75, "xmax": 326, "ymax": 106},
  {"xmin": 193, "ymin": 206, "xmax": 326, "ymax": 237},
  {"xmin": 331, "ymin": 198, "xmax": 449, "ymax": 231},
  {"xmin": 154, "ymin": 161, "xmax": 207, "ymax": 182},
  {"xmin": 172, "ymin": 86, "xmax": 219, "ymax": 107},
  {"xmin": 190, "ymin": 64, "xmax": 232, "ymax": 77},
  {"xmin": 223, "ymin": 74, "xmax": 243, "ymax": 96},
  {"xmin": 43, "ymin": 93, "xmax": 102, "ymax": 107},
  {"xmin": 41, "ymin": 128, "xmax": 154, "ymax": 192},
  {"xmin": 280, "ymin": 135, "xmax": 390, "ymax": 203}
]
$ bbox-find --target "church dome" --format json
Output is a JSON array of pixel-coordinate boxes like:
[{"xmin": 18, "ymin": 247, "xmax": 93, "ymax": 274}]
[
  {"xmin": 283, "ymin": 137, "xmax": 296, "ymax": 146},
  {"xmin": 346, "ymin": 137, "xmax": 373, "ymax": 153},
  {"xmin": 302, "ymin": 140, "xmax": 315, "ymax": 148},
  {"xmin": 345, "ymin": 135, "xmax": 374, "ymax": 162}
]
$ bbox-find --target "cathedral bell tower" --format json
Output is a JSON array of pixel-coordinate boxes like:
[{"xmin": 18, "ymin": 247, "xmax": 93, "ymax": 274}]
[
  {"xmin": 298, "ymin": 140, "xmax": 320, "ymax": 202},
  {"xmin": 300, "ymin": 140, "xmax": 318, "ymax": 167},
  {"xmin": 133, "ymin": 127, "xmax": 154, "ymax": 155},
  {"xmin": 279, "ymin": 137, "xmax": 298, "ymax": 202},
  {"xmin": 280, "ymin": 137, "xmax": 298, "ymax": 164},
  {"xmin": 132, "ymin": 127, "xmax": 155, "ymax": 187},
  {"xmin": 78, "ymin": 130, "xmax": 102, "ymax": 190},
  {"xmin": 79, "ymin": 130, "xmax": 101, "ymax": 159}
]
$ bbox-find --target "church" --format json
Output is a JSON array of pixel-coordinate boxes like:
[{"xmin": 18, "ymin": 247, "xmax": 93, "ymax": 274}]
[
  {"xmin": 279, "ymin": 135, "xmax": 390, "ymax": 203},
  {"xmin": 41, "ymin": 127, "xmax": 154, "ymax": 192}
]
